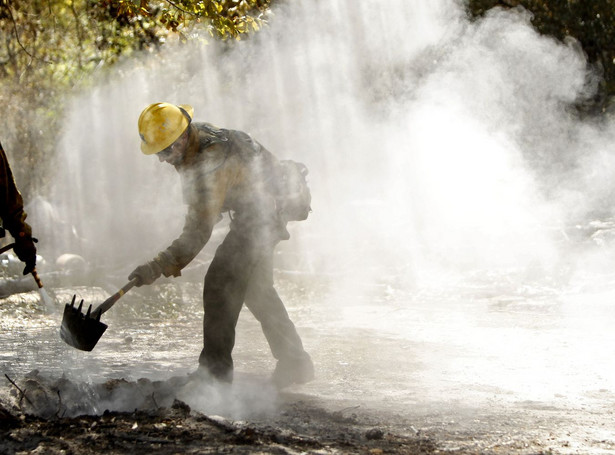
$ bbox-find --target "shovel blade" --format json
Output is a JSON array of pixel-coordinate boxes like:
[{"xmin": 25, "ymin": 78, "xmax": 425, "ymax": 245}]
[{"xmin": 60, "ymin": 298, "xmax": 108, "ymax": 351}]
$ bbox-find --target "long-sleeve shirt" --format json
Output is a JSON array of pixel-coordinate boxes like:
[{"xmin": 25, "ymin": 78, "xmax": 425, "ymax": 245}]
[
  {"xmin": 0, "ymin": 142, "xmax": 32, "ymax": 240},
  {"xmin": 155, "ymin": 123, "xmax": 284, "ymax": 277}
]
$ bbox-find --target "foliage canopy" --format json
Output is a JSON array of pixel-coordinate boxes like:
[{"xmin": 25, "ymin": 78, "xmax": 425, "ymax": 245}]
[
  {"xmin": 0, "ymin": 0, "xmax": 271, "ymax": 194},
  {"xmin": 2, "ymin": 0, "xmax": 615, "ymax": 196}
]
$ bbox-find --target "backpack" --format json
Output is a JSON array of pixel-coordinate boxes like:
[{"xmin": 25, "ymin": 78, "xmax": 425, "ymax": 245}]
[
  {"xmin": 218, "ymin": 127, "xmax": 312, "ymax": 222},
  {"xmin": 273, "ymin": 160, "xmax": 312, "ymax": 222}
]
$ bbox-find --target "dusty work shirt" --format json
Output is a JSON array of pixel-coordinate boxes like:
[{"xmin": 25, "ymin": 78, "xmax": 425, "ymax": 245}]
[
  {"xmin": 0, "ymin": 143, "xmax": 32, "ymax": 239},
  {"xmin": 155, "ymin": 123, "xmax": 284, "ymax": 277}
]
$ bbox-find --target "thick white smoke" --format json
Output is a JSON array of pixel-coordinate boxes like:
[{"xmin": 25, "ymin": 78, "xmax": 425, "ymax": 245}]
[
  {"xmin": 50, "ymin": 1, "xmax": 613, "ymax": 289},
  {"xmin": 39, "ymin": 0, "xmax": 615, "ymax": 413}
]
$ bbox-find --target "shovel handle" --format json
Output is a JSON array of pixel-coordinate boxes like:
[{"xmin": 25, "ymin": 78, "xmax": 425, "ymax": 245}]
[
  {"xmin": 1, "ymin": 237, "xmax": 38, "ymax": 255},
  {"xmin": 0, "ymin": 242, "xmax": 15, "ymax": 255},
  {"xmin": 31, "ymin": 269, "xmax": 43, "ymax": 288},
  {"xmin": 93, "ymin": 278, "xmax": 138, "ymax": 316}
]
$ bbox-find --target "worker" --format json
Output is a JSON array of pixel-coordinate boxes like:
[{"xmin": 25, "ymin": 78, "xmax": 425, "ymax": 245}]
[
  {"xmin": 129, "ymin": 103, "xmax": 314, "ymax": 388},
  {"xmin": 0, "ymin": 141, "xmax": 37, "ymax": 275}
]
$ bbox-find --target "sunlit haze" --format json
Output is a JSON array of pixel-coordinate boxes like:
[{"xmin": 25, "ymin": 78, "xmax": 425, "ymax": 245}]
[{"xmin": 4, "ymin": 0, "xmax": 615, "ymax": 430}]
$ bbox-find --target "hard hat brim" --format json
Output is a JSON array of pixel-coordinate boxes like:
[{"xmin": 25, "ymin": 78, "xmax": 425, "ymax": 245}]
[
  {"xmin": 179, "ymin": 104, "xmax": 194, "ymax": 121},
  {"xmin": 141, "ymin": 140, "xmax": 164, "ymax": 155}
]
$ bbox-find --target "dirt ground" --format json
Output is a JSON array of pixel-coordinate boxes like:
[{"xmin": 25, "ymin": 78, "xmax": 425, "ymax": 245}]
[
  {"xmin": 0, "ymin": 398, "xmax": 436, "ymax": 455},
  {"xmin": 2, "ymin": 259, "xmax": 615, "ymax": 454},
  {"xmin": 0, "ymin": 371, "xmax": 436, "ymax": 455},
  {"xmin": 1, "ymin": 369, "xmax": 613, "ymax": 455}
]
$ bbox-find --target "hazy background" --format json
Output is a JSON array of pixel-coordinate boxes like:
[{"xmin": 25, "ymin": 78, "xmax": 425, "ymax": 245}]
[
  {"xmin": 2, "ymin": 0, "xmax": 615, "ymax": 426},
  {"xmin": 45, "ymin": 0, "xmax": 615, "ymax": 292}
]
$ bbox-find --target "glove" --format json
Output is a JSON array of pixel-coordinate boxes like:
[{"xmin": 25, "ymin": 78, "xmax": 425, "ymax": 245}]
[
  {"xmin": 13, "ymin": 234, "xmax": 37, "ymax": 275},
  {"xmin": 128, "ymin": 260, "xmax": 162, "ymax": 287}
]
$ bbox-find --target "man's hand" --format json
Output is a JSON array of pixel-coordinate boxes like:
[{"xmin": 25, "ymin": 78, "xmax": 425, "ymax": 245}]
[
  {"xmin": 128, "ymin": 261, "xmax": 162, "ymax": 287},
  {"xmin": 13, "ymin": 234, "xmax": 37, "ymax": 275}
]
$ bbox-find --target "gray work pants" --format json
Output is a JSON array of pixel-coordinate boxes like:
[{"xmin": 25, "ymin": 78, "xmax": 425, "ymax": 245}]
[{"xmin": 198, "ymin": 226, "xmax": 308, "ymax": 381}]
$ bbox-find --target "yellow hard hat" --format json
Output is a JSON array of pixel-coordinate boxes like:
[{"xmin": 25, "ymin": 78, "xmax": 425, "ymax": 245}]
[{"xmin": 138, "ymin": 103, "xmax": 194, "ymax": 155}]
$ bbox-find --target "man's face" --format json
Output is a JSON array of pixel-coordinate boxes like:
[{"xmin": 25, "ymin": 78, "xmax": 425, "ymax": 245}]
[{"xmin": 157, "ymin": 128, "xmax": 189, "ymax": 165}]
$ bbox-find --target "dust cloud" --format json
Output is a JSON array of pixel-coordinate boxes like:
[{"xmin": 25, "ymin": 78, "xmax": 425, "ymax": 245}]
[
  {"xmin": 35, "ymin": 0, "xmax": 615, "ymax": 417},
  {"xmin": 51, "ymin": 1, "xmax": 612, "ymax": 282}
]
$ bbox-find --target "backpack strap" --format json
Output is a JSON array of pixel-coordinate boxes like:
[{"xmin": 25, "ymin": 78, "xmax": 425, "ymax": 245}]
[
  {"xmin": 196, "ymin": 123, "xmax": 229, "ymax": 149},
  {"xmin": 224, "ymin": 130, "xmax": 264, "ymax": 161}
]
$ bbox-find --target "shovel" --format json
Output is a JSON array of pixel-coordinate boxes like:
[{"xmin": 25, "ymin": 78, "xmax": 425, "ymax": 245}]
[
  {"xmin": 60, "ymin": 278, "xmax": 138, "ymax": 351},
  {"xmin": 0, "ymin": 242, "xmax": 15, "ymax": 255}
]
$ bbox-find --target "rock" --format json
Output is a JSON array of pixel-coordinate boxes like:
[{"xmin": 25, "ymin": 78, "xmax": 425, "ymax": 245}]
[
  {"xmin": 171, "ymin": 399, "xmax": 191, "ymax": 417},
  {"xmin": 0, "ymin": 402, "xmax": 19, "ymax": 428},
  {"xmin": 365, "ymin": 428, "xmax": 384, "ymax": 440}
]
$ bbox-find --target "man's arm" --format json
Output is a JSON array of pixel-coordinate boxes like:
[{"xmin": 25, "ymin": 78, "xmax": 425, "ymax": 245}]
[
  {"xmin": 0, "ymin": 144, "xmax": 31, "ymax": 237},
  {"xmin": 129, "ymin": 162, "xmax": 231, "ymax": 286},
  {"xmin": 0, "ymin": 143, "xmax": 37, "ymax": 274},
  {"xmin": 155, "ymin": 204, "xmax": 218, "ymax": 277}
]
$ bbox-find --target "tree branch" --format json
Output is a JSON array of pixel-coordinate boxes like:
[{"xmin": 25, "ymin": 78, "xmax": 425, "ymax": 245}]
[
  {"xmin": 164, "ymin": 0, "xmax": 196, "ymax": 16},
  {"xmin": 4, "ymin": 374, "xmax": 34, "ymax": 408},
  {"xmin": 1, "ymin": 2, "xmax": 51, "ymax": 64}
]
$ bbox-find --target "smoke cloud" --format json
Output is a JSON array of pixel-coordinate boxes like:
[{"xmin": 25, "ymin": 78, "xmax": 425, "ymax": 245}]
[
  {"xmin": 31, "ymin": 0, "xmax": 615, "ymax": 412},
  {"xmin": 49, "ymin": 1, "xmax": 614, "ymax": 285}
]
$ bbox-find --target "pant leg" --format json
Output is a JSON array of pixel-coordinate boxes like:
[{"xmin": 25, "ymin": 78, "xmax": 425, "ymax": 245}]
[
  {"xmin": 244, "ymin": 250, "xmax": 310, "ymax": 363},
  {"xmin": 198, "ymin": 229, "xmax": 258, "ymax": 381}
]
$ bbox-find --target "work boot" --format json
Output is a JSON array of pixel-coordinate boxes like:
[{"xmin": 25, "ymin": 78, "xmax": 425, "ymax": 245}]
[
  {"xmin": 187, "ymin": 366, "xmax": 214, "ymax": 384},
  {"xmin": 272, "ymin": 355, "xmax": 314, "ymax": 389},
  {"xmin": 177, "ymin": 366, "xmax": 213, "ymax": 395}
]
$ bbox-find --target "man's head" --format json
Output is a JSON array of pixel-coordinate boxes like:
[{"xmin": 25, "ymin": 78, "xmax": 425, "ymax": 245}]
[{"xmin": 138, "ymin": 103, "xmax": 194, "ymax": 164}]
